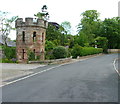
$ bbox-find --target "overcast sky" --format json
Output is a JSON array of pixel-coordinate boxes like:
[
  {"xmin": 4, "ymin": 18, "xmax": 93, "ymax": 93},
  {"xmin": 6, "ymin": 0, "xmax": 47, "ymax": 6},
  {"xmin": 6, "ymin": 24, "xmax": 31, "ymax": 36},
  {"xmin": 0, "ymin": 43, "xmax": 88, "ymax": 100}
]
[{"xmin": 1, "ymin": 0, "xmax": 119, "ymax": 40}]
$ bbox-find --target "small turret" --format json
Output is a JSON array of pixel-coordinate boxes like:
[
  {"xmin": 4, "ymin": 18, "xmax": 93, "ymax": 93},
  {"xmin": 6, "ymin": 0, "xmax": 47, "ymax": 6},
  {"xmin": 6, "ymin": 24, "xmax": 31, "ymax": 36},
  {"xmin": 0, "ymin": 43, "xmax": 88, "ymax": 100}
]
[{"xmin": 16, "ymin": 17, "xmax": 48, "ymax": 63}]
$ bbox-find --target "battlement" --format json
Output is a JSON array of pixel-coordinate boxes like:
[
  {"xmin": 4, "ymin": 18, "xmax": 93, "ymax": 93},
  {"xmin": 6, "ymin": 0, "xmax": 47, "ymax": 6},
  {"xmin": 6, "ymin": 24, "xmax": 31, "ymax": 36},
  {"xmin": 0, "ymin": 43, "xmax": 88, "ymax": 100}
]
[{"xmin": 15, "ymin": 17, "xmax": 48, "ymax": 28}]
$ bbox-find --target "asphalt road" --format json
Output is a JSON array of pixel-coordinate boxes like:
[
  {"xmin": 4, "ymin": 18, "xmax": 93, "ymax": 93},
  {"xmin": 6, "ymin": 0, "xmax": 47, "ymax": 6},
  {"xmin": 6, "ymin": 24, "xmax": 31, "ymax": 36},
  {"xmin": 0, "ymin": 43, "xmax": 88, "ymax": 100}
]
[{"xmin": 2, "ymin": 53, "xmax": 119, "ymax": 102}]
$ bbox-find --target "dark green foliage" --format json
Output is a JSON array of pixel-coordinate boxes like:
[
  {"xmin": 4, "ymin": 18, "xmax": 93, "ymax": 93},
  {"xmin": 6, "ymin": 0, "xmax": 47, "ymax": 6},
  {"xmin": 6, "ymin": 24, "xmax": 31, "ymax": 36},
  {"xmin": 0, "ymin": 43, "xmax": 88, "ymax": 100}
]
[
  {"xmin": 71, "ymin": 44, "xmax": 82, "ymax": 58},
  {"xmin": 3, "ymin": 46, "xmax": 16, "ymax": 59},
  {"xmin": 72, "ymin": 44, "xmax": 103, "ymax": 58},
  {"xmin": 52, "ymin": 46, "xmax": 68, "ymax": 59},
  {"xmin": 80, "ymin": 47, "xmax": 103, "ymax": 56},
  {"xmin": 100, "ymin": 17, "xmax": 120, "ymax": 49},
  {"xmin": 28, "ymin": 51, "xmax": 35, "ymax": 61},
  {"xmin": 45, "ymin": 40, "xmax": 55, "ymax": 51},
  {"xmin": 94, "ymin": 37, "xmax": 108, "ymax": 53},
  {"xmin": 1, "ymin": 46, "xmax": 17, "ymax": 63}
]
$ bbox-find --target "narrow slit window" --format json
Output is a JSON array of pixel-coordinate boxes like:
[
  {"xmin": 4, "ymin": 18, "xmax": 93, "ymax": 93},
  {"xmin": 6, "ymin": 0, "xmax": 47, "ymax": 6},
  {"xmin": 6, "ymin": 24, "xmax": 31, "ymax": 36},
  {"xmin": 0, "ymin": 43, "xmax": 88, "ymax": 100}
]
[
  {"xmin": 33, "ymin": 32, "xmax": 36, "ymax": 42},
  {"xmin": 22, "ymin": 49, "xmax": 25, "ymax": 59},
  {"xmin": 22, "ymin": 31, "xmax": 25, "ymax": 42},
  {"xmin": 33, "ymin": 49, "xmax": 35, "ymax": 53},
  {"xmin": 42, "ymin": 33, "xmax": 44, "ymax": 42},
  {"xmin": 33, "ymin": 49, "xmax": 36, "ymax": 59}
]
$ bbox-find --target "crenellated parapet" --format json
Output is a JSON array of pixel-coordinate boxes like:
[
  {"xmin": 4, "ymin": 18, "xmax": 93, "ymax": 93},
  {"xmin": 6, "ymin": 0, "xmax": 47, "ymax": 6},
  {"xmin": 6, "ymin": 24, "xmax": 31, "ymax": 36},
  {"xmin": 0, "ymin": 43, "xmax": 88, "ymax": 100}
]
[{"xmin": 15, "ymin": 17, "xmax": 48, "ymax": 28}]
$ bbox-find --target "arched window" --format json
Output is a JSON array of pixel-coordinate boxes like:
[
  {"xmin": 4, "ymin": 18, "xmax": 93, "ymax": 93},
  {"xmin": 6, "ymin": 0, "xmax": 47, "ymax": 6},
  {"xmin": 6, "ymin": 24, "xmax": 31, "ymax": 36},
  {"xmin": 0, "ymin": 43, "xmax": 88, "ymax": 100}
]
[
  {"xmin": 22, "ymin": 31, "xmax": 25, "ymax": 42},
  {"xmin": 33, "ymin": 32, "xmax": 36, "ymax": 42}
]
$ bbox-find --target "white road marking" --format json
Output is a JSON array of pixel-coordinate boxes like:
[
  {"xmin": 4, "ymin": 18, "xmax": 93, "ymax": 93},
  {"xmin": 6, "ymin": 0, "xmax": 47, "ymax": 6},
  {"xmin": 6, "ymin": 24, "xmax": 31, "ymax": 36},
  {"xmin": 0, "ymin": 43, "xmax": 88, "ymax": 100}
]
[
  {"xmin": 0, "ymin": 54, "xmax": 102, "ymax": 87},
  {"xmin": 113, "ymin": 58, "xmax": 120, "ymax": 76},
  {"xmin": 0, "ymin": 65, "xmax": 62, "ymax": 87}
]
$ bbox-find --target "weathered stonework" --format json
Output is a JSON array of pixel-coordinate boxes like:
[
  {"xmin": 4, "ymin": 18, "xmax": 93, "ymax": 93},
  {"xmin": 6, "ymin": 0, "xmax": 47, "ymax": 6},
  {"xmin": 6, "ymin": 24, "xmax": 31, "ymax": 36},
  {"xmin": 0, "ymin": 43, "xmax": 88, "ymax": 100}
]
[{"xmin": 15, "ymin": 18, "xmax": 48, "ymax": 63}]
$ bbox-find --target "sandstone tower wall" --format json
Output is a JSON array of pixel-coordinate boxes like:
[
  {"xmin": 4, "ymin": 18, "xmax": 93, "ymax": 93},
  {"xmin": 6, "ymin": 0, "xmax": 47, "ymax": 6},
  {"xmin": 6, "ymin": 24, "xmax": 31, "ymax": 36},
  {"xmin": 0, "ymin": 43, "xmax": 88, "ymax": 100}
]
[{"xmin": 15, "ymin": 18, "xmax": 48, "ymax": 62}]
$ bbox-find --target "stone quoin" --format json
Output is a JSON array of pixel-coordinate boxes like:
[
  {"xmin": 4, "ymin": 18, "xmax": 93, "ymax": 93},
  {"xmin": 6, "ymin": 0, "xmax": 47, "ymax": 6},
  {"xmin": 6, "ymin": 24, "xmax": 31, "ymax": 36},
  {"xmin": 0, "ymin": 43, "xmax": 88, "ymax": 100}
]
[{"xmin": 15, "ymin": 17, "xmax": 48, "ymax": 63}]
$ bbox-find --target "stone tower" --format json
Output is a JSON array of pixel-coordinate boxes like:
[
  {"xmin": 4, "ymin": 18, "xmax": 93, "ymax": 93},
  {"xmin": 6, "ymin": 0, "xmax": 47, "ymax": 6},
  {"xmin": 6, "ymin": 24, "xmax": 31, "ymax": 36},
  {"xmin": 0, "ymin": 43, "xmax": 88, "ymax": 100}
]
[{"xmin": 15, "ymin": 17, "xmax": 48, "ymax": 63}]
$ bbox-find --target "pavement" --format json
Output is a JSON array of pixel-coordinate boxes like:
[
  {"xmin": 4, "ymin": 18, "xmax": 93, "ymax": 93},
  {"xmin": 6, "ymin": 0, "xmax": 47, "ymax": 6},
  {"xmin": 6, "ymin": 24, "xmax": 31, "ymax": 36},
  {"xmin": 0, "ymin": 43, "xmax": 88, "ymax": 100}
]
[
  {"xmin": 2, "ymin": 53, "xmax": 119, "ymax": 102},
  {"xmin": 0, "ymin": 63, "xmax": 46, "ymax": 85}
]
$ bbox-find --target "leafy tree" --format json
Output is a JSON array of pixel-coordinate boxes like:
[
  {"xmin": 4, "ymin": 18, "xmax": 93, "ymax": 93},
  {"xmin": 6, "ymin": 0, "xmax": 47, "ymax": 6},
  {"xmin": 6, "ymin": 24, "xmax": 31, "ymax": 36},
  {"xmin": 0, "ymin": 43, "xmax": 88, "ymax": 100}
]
[
  {"xmin": 100, "ymin": 17, "xmax": 120, "ymax": 49},
  {"xmin": 45, "ymin": 40, "xmax": 56, "ymax": 51},
  {"xmin": 46, "ymin": 24, "xmax": 60, "ymax": 41},
  {"xmin": 94, "ymin": 36, "xmax": 108, "ymax": 53},
  {"xmin": 77, "ymin": 10, "xmax": 101, "ymax": 45},
  {"xmin": 0, "ymin": 11, "xmax": 18, "ymax": 46},
  {"xmin": 34, "ymin": 5, "xmax": 49, "ymax": 20},
  {"xmin": 61, "ymin": 21, "xmax": 71, "ymax": 34}
]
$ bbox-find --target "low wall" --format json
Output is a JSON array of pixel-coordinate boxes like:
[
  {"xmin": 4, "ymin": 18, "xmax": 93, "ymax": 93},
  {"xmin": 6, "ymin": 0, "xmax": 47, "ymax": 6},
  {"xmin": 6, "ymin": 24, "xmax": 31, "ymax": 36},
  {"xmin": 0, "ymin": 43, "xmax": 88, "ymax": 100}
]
[
  {"xmin": 28, "ymin": 58, "xmax": 72, "ymax": 64},
  {"xmin": 108, "ymin": 49, "xmax": 120, "ymax": 53},
  {"xmin": 0, "ymin": 48, "xmax": 5, "ymax": 59}
]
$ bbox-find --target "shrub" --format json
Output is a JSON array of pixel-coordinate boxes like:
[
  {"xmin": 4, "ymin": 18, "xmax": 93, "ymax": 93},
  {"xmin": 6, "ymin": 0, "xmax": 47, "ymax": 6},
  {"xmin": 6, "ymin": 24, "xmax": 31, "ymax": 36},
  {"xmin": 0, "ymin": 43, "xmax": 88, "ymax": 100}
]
[
  {"xmin": 28, "ymin": 51, "xmax": 35, "ymax": 61},
  {"xmin": 94, "ymin": 37, "xmax": 108, "ymax": 53},
  {"xmin": 71, "ymin": 45, "xmax": 103, "ymax": 58},
  {"xmin": 52, "ymin": 46, "xmax": 68, "ymax": 59},
  {"xmin": 2, "ymin": 46, "xmax": 16, "ymax": 59},
  {"xmin": 1, "ymin": 58, "xmax": 18, "ymax": 63},
  {"xmin": 45, "ymin": 40, "xmax": 56, "ymax": 51},
  {"xmin": 71, "ymin": 44, "xmax": 82, "ymax": 58},
  {"xmin": 80, "ymin": 47, "xmax": 103, "ymax": 56}
]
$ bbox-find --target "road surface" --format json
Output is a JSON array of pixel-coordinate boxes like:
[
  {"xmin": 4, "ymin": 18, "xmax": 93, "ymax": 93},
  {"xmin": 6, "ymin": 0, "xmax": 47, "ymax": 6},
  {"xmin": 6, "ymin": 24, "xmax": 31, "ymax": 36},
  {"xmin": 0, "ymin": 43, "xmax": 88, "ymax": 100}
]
[{"xmin": 2, "ymin": 53, "xmax": 119, "ymax": 102}]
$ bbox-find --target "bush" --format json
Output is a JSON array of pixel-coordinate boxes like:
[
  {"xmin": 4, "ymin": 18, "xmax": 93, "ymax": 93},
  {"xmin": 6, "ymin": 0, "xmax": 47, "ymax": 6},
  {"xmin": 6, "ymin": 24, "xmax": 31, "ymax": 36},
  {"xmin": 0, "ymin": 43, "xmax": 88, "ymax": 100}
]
[
  {"xmin": 71, "ymin": 45, "xmax": 103, "ymax": 58},
  {"xmin": 80, "ymin": 47, "xmax": 103, "ymax": 56},
  {"xmin": 52, "ymin": 46, "xmax": 68, "ymax": 59},
  {"xmin": 94, "ymin": 37, "xmax": 108, "ymax": 53},
  {"xmin": 2, "ymin": 46, "xmax": 16, "ymax": 59},
  {"xmin": 71, "ymin": 44, "xmax": 82, "ymax": 58},
  {"xmin": 28, "ymin": 51, "xmax": 35, "ymax": 61},
  {"xmin": 1, "ymin": 58, "xmax": 18, "ymax": 63},
  {"xmin": 45, "ymin": 41, "xmax": 56, "ymax": 51}
]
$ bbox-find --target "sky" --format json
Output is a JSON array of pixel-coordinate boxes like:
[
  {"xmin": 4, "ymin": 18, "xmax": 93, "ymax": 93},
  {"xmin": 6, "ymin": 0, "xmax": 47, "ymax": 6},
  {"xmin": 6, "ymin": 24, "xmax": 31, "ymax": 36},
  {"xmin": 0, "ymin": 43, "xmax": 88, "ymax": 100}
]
[{"xmin": 1, "ymin": 0, "xmax": 119, "ymax": 40}]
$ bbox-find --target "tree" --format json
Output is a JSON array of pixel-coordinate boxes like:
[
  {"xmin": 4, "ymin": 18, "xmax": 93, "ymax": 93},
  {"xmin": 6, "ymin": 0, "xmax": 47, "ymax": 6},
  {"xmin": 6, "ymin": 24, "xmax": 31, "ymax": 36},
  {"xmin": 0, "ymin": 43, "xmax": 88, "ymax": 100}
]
[
  {"xmin": 100, "ymin": 17, "xmax": 120, "ymax": 49},
  {"xmin": 77, "ymin": 10, "xmax": 101, "ymax": 45},
  {"xmin": 34, "ymin": 5, "xmax": 49, "ymax": 20},
  {"xmin": 61, "ymin": 21, "xmax": 71, "ymax": 34},
  {"xmin": 0, "ymin": 11, "xmax": 18, "ymax": 46},
  {"xmin": 94, "ymin": 36, "xmax": 108, "ymax": 53}
]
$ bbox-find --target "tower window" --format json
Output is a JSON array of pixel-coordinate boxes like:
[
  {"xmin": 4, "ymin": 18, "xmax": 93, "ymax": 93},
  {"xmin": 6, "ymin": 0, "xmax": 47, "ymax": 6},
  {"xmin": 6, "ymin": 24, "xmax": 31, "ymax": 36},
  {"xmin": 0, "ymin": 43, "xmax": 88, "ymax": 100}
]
[
  {"xmin": 33, "ymin": 49, "xmax": 36, "ymax": 59},
  {"xmin": 42, "ymin": 32, "xmax": 44, "ymax": 42},
  {"xmin": 33, "ymin": 49, "xmax": 35, "ymax": 53},
  {"xmin": 33, "ymin": 32, "xmax": 36, "ymax": 42},
  {"xmin": 22, "ymin": 49, "xmax": 25, "ymax": 59},
  {"xmin": 22, "ymin": 31, "xmax": 25, "ymax": 42}
]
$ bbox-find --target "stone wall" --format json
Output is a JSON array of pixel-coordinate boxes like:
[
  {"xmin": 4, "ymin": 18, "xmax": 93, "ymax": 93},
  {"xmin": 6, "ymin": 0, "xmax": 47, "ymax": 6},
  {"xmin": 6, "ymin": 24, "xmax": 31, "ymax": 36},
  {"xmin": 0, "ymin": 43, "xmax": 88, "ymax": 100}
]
[
  {"xmin": 28, "ymin": 58, "xmax": 72, "ymax": 64},
  {"xmin": 108, "ymin": 49, "xmax": 120, "ymax": 53}
]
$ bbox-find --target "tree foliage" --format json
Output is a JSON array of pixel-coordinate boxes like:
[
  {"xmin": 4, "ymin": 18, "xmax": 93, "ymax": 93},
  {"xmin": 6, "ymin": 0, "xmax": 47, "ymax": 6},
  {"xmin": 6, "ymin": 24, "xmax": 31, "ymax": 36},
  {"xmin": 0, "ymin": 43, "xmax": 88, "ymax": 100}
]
[
  {"xmin": 34, "ymin": 5, "xmax": 49, "ymax": 20},
  {"xmin": 61, "ymin": 21, "xmax": 71, "ymax": 34},
  {"xmin": 0, "ymin": 11, "xmax": 18, "ymax": 46},
  {"xmin": 100, "ymin": 17, "xmax": 120, "ymax": 49}
]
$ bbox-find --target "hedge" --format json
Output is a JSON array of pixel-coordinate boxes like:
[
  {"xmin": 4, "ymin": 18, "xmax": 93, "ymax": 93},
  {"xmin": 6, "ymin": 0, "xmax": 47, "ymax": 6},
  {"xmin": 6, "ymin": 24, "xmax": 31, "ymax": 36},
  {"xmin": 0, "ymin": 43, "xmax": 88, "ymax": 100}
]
[
  {"xmin": 80, "ymin": 47, "xmax": 103, "ymax": 56},
  {"xmin": 72, "ymin": 45, "xmax": 103, "ymax": 58}
]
